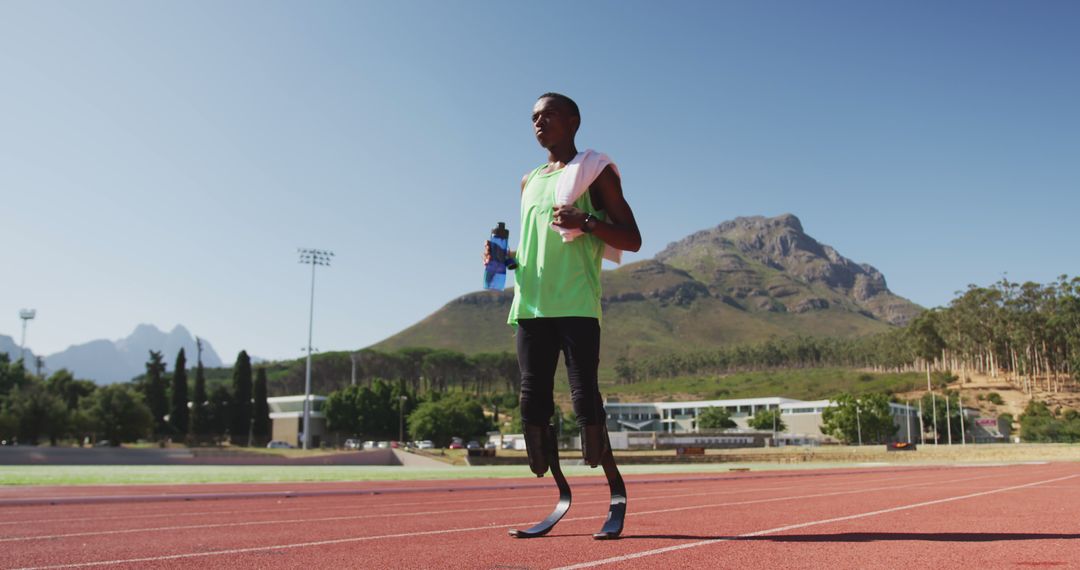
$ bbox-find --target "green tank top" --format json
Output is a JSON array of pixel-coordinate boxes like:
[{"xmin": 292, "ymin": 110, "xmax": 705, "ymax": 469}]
[{"xmin": 508, "ymin": 164, "xmax": 606, "ymax": 326}]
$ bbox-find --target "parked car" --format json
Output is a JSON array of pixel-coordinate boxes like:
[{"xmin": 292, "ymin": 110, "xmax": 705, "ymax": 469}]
[
  {"xmin": 465, "ymin": 441, "xmax": 481, "ymax": 450},
  {"xmin": 390, "ymin": 441, "xmax": 401, "ymax": 448},
  {"xmin": 448, "ymin": 441, "xmax": 463, "ymax": 449},
  {"xmin": 267, "ymin": 440, "xmax": 293, "ymax": 449},
  {"xmin": 344, "ymin": 439, "xmax": 361, "ymax": 450},
  {"xmin": 362, "ymin": 441, "xmax": 376, "ymax": 450},
  {"xmin": 377, "ymin": 441, "xmax": 391, "ymax": 449},
  {"xmin": 484, "ymin": 441, "xmax": 497, "ymax": 449},
  {"xmin": 416, "ymin": 440, "xmax": 434, "ymax": 449}
]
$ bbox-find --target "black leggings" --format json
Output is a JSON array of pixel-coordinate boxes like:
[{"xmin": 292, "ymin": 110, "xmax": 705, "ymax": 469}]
[{"xmin": 516, "ymin": 317, "xmax": 605, "ymax": 428}]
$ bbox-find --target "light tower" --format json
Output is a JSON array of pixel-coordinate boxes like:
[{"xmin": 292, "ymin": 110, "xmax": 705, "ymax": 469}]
[
  {"xmin": 298, "ymin": 248, "xmax": 333, "ymax": 450},
  {"xmin": 18, "ymin": 309, "xmax": 36, "ymax": 364}
]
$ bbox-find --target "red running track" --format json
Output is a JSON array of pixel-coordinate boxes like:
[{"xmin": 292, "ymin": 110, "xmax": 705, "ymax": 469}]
[{"xmin": 1, "ymin": 463, "xmax": 1078, "ymax": 569}]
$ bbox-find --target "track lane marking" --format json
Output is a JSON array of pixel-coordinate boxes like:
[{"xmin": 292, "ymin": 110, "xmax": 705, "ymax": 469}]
[
  {"xmin": 0, "ymin": 465, "xmax": 968, "ymax": 528},
  {"xmin": 551, "ymin": 472, "xmax": 1079, "ymax": 570},
  {"xmin": 8, "ymin": 471, "xmax": 1007, "ymax": 568},
  {"xmin": 0, "ymin": 481, "xmax": 829, "ymax": 542},
  {"xmin": 2, "ymin": 469, "xmax": 957, "ymax": 541}
]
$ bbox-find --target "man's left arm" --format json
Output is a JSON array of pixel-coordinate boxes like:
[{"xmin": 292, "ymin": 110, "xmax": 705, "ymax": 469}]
[{"xmin": 553, "ymin": 165, "xmax": 641, "ymax": 252}]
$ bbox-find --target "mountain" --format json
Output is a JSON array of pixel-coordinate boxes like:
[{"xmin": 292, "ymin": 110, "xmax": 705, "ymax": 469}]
[
  {"xmin": 41, "ymin": 324, "xmax": 224, "ymax": 384},
  {"xmin": 0, "ymin": 334, "xmax": 36, "ymax": 365},
  {"xmin": 373, "ymin": 214, "xmax": 922, "ymax": 363}
]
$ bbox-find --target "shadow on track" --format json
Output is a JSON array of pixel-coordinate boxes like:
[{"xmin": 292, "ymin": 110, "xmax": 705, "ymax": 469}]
[{"xmin": 623, "ymin": 533, "xmax": 1080, "ymax": 543}]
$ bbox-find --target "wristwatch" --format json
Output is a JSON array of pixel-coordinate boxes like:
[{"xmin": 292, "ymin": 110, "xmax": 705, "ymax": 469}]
[{"xmin": 582, "ymin": 213, "xmax": 598, "ymax": 233}]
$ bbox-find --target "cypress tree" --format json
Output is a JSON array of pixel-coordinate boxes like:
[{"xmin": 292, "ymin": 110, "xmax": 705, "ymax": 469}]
[
  {"xmin": 143, "ymin": 350, "xmax": 169, "ymax": 437},
  {"xmin": 169, "ymin": 349, "xmax": 189, "ymax": 436},
  {"xmin": 189, "ymin": 352, "xmax": 208, "ymax": 441},
  {"xmin": 252, "ymin": 367, "xmax": 270, "ymax": 443},
  {"xmin": 231, "ymin": 350, "xmax": 252, "ymax": 445}
]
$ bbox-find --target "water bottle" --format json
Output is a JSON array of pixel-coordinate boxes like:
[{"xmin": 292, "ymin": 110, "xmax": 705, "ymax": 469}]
[{"xmin": 484, "ymin": 222, "xmax": 513, "ymax": 290}]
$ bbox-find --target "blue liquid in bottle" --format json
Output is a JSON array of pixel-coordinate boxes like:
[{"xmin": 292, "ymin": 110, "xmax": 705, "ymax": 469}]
[{"xmin": 484, "ymin": 222, "xmax": 511, "ymax": 290}]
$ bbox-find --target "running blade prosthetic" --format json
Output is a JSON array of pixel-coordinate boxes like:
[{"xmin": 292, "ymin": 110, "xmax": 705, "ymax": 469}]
[
  {"xmin": 509, "ymin": 426, "xmax": 571, "ymax": 538},
  {"xmin": 593, "ymin": 444, "xmax": 626, "ymax": 539}
]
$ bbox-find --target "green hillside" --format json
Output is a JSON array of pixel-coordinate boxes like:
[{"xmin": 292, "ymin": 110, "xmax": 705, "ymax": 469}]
[{"xmin": 374, "ymin": 214, "xmax": 921, "ymax": 379}]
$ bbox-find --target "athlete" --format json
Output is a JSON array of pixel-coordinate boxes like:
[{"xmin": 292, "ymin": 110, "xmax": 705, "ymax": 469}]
[{"xmin": 488, "ymin": 92, "xmax": 641, "ymax": 539}]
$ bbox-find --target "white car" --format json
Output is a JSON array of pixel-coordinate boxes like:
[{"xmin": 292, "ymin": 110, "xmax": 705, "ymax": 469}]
[
  {"xmin": 416, "ymin": 440, "xmax": 434, "ymax": 449},
  {"xmin": 266, "ymin": 440, "xmax": 293, "ymax": 449},
  {"xmin": 377, "ymin": 441, "xmax": 391, "ymax": 449}
]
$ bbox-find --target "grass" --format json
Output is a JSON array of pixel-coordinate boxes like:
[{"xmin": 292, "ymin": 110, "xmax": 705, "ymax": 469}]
[{"xmin": 5, "ymin": 444, "xmax": 1078, "ymax": 486}]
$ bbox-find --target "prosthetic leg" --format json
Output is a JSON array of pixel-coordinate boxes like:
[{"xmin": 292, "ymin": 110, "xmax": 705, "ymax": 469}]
[
  {"xmin": 582, "ymin": 424, "xmax": 626, "ymax": 540},
  {"xmin": 509, "ymin": 424, "xmax": 572, "ymax": 538}
]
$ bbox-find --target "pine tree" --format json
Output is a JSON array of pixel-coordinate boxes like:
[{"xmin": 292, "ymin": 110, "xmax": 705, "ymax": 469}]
[
  {"xmin": 143, "ymin": 350, "xmax": 169, "ymax": 437},
  {"xmin": 231, "ymin": 351, "xmax": 253, "ymax": 445},
  {"xmin": 252, "ymin": 367, "xmax": 270, "ymax": 443},
  {"xmin": 169, "ymin": 349, "xmax": 189, "ymax": 436},
  {"xmin": 189, "ymin": 349, "xmax": 208, "ymax": 441}
]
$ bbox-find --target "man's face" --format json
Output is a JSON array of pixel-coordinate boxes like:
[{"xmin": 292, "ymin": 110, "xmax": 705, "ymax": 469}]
[{"xmin": 532, "ymin": 97, "xmax": 578, "ymax": 149}]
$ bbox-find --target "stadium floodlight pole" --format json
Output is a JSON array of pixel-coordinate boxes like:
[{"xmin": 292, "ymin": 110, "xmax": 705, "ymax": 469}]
[
  {"xmin": 855, "ymin": 405, "xmax": 863, "ymax": 447},
  {"xmin": 945, "ymin": 393, "xmax": 953, "ymax": 445},
  {"xmin": 399, "ymin": 395, "xmax": 408, "ymax": 443},
  {"xmin": 298, "ymin": 248, "xmax": 334, "ymax": 450},
  {"xmin": 963, "ymin": 388, "xmax": 972, "ymax": 446},
  {"xmin": 18, "ymin": 309, "xmax": 36, "ymax": 364}
]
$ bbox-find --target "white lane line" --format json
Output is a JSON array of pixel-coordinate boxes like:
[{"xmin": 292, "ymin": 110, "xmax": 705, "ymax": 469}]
[
  {"xmin": 0, "ymin": 480, "xmax": 824, "ymax": 542},
  {"xmin": 0, "ymin": 467, "xmax": 949, "ymax": 528},
  {"xmin": 9, "ymin": 471, "xmax": 1000, "ymax": 569},
  {"xmin": 0, "ymin": 489, "xmax": 566, "ymax": 527},
  {"xmin": 3, "ymin": 469, "xmax": 951, "ymax": 542},
  {"xmin": 551, "ymin": 473, "xmax": 1079, "ymax": 570}
]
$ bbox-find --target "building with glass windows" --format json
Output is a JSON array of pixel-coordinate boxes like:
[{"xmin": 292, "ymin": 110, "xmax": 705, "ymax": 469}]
[
  {"xmin": 604, "ymin": 396, "xmax": 921, "ymax": 445},
  {"xmin": 267, "ymin": 395, "xmax": 328, "ymax": 448}
]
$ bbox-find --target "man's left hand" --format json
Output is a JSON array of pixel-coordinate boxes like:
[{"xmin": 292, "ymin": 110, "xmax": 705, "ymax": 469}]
[{"xmin": 552, "ymin": 205, "xmax": 587, "ymax": 229}]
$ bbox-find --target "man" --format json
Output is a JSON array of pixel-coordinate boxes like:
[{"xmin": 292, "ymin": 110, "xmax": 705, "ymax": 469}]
[{"xmin": 491, "ymin": 92, "xmax": 641, "ymax": 539}]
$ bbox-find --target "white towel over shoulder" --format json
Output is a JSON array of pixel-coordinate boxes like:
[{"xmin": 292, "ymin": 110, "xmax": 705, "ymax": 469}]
[{"xmin": 551, "ymin": 149, "xmax": 623, "ymax": 264}]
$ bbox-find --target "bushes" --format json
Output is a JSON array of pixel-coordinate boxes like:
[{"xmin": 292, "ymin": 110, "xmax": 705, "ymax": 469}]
[
  {"xmin": 1019, "ymin": 401, "xmax": 1080, "ymax": 443},
  {"xmin": 406, "ymin": 394, "xmax": 491, "ymax": 447}
]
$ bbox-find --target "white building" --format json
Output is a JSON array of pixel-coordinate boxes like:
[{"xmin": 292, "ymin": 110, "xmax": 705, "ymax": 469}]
[{"xmin": 605, "ymin": 396, "xmax": 920, "ymax": 445}]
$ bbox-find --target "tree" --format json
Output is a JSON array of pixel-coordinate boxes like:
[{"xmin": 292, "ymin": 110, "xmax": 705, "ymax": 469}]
[
  {"xmin": 748, "ymin": 408, "xmax": 786, "ymax": 432},
  {"xmin": 231, "ymin": 351, "xmax": 253, "ymax": 445},
  {"xmin": 190, "ymin": 351, "xmax": 209, "ymax": 440},
  {"xmin": 84, "ymin": 384, "xmax": 154, "ymax": 446},
  {"xmin": 920, "ymin": 390, "xmax": 964, "ymax": 443},
  {"xmin": 169, "ymin": 349, "xmax": 189, "ymax": 436},
  {"xmin": 205, "ymin": 384, "xmax": 233, "ymax": 440},
  {"xmin": 696, "ymin": 407, "xmax": 736, "ymax": 430},
  {"xmin": 407, "ymin": 394, "xmax": 489, "ymax": 447},
  {"xmin": 0, "ymin": 353, "xmax": 32, "ymax": 401},
  {"xmin": 252, "ymin": 367, "xmax": 270, "ymax": 443},
  {"xmin": 3, "ymin": 381, "xmax": 69, "ymax": 445},
  {"xmin": 325, "ymin": 384, "xmax": 368, "ymax": 436},
  {"xmin": 142, "ymin": 350, "xmax": 169, "ymax": 437},
  {"xmin": 821, "ymin": 393, "xmax": 897, "ymax": 444},
  {"xmin": 45, "ymin": 369, "xmax": 96, "ymax": 411}
]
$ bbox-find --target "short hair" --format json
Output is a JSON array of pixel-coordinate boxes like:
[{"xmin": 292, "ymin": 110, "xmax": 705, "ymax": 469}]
[{"xmin": 538, "ymin": 92, "xmax": 580, "ymax": 119}]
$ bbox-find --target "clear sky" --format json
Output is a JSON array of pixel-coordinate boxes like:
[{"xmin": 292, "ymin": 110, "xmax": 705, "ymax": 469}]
[{"xmin": 2, "ymin": 1, "xmax": 1077, "ymax": 364}]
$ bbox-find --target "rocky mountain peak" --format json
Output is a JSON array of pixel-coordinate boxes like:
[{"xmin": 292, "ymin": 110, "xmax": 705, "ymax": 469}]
[{"xmin": 654, "ymin": 214, "xmax": 918, "ymax": 325}]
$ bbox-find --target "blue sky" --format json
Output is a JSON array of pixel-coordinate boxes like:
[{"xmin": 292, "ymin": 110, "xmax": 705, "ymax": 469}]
[{"xmin": 2, "ymin": 1, "xmax": 1077, "ymax": 364}]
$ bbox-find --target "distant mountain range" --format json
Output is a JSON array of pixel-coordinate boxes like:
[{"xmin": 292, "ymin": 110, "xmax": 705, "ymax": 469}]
[
  {"xmin": 374, "ymin": 214, "xmax": 922, "ymax": 364},
  {"xmin": 0, "ymin": 335, "xmax": 35, "ymax": 366},
  {"xmin": 0, "ymin": 324, "xmax": 223, "ymax": 384}
]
